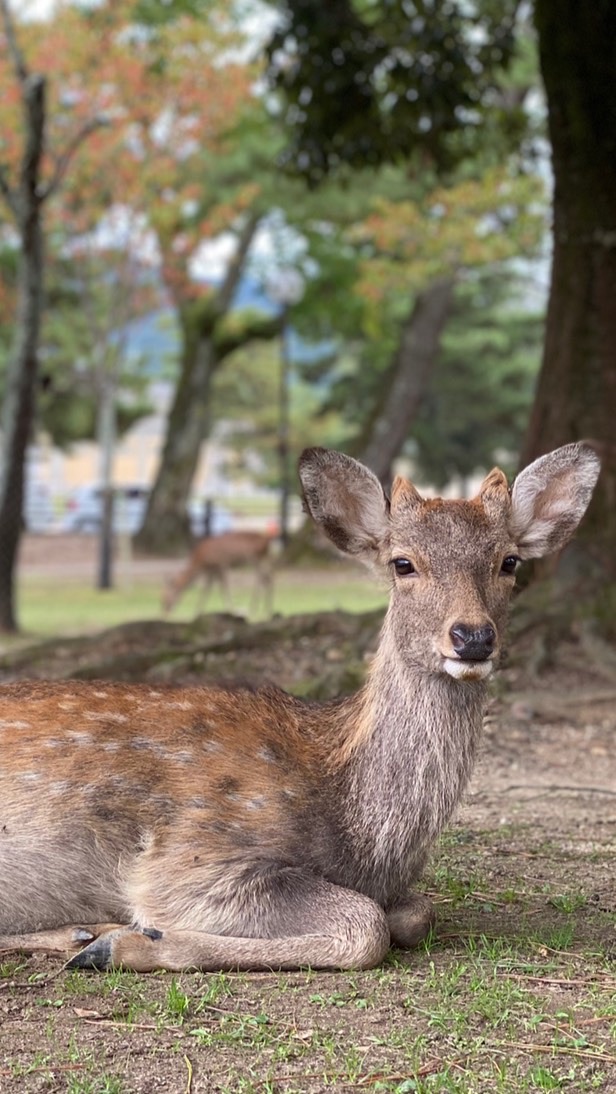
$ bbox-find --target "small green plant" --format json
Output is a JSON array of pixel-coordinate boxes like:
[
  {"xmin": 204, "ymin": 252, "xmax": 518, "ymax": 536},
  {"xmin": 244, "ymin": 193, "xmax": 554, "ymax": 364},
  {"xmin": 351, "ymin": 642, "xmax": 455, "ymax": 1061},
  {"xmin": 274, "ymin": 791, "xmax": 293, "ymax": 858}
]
[
  {"xmin": 164, "ymin": 978, "xmax": 190, "ymax": 1023},
  {"xmin": 528, "ymin": 1065, "xmax": 563, "ymax": 1089},
  {"xmin": 548, "ymin": 893, "xmax": 587, "ymax": 914},
  {"xmin": 67, "ymin": 1077, "xmax": 125, "ymax": 1094}
]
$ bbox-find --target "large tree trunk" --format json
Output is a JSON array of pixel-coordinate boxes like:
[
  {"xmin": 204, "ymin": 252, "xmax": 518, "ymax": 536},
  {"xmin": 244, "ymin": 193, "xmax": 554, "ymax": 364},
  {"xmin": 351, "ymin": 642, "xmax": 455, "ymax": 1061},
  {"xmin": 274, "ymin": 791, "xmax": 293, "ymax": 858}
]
[
  {"xmin": 358, "ymin": 278, "xmax": 456, "ymax": 484},
  {"xmin": 0, "ymin": 74, "xmax": 46, "ymax": 633},
  {"xmin": 135, "ymin": 308, "xmax": 217, "ymax": 555},
  {"xmin": 134, "ymin": 307, "xmax": 281, "ymax": 556},
  {"xmin": 135, "ymin": 215, "xmax": 261, "ymax": 556},
  {"xmin": 521, "ymin": 1, "xmax": 616, "ymax": 586}
]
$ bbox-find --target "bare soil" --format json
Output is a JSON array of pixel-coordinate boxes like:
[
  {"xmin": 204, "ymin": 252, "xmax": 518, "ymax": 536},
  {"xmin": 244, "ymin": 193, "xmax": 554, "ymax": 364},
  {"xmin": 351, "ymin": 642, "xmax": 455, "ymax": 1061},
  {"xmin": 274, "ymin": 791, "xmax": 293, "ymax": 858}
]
[{"xmin": 0, "ymin": 541, "xmax": 614, "ymax": 1092}]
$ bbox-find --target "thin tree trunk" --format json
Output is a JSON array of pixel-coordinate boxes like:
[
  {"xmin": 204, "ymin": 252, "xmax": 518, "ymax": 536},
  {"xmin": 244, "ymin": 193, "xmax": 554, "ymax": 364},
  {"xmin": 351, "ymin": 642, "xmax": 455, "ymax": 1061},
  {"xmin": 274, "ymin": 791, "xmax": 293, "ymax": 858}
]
[
  {"xmin": 0, "ymin": 74, "xmax": 45, "ymax": 633},
  {"xmin": 358, "ymin": 278, "xmax": 456, "ymax": 484},
  {"xmin": 522, "ymin": 0, "xmax": 616, "ymax": 583},
  {"xmin": 0, "ymin": 0, "xmax": 101, "ymax": 631}
]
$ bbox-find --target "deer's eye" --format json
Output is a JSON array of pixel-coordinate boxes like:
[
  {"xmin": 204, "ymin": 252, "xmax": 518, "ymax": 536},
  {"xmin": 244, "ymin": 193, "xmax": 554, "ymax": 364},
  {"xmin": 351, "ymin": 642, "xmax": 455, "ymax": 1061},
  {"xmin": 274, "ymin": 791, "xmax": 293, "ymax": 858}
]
[
  {"xmin": 500, "ymin": 555, "xmax": 519, "ymax": 575},
  {"xmin": 393, "ymin": 558, "xmax": 416, "ymax": 577}
]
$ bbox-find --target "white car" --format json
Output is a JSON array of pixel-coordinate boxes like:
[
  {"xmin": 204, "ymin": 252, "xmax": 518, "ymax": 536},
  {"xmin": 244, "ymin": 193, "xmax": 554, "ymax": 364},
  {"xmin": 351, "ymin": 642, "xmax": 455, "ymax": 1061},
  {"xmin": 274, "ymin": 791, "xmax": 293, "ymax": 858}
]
[
  {"xmin": 24, "ymin": 481, "xmax": 55, "ymax": 533},
  {"xmin": 62, "ymin": 485, "xmax": 231, "ymax": 537},
  {"xmin": 62, "ymin": 485, "xmax": 149, "ymax": 535}
]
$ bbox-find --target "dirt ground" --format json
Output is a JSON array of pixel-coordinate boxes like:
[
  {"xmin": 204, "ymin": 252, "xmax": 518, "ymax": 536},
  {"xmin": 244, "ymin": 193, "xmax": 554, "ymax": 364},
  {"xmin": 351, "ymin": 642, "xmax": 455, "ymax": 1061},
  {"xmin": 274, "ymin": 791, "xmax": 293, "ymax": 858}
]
[{"xmin": 0, "ymin": 538, "xmax": 615, "ymax": 1093}]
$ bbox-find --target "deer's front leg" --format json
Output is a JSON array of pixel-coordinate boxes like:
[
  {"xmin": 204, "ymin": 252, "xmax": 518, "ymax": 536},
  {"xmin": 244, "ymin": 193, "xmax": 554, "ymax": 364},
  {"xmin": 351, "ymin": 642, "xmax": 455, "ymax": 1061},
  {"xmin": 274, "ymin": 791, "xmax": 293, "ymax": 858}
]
[
  {"xmin": 66, "ymin": 868, "xmax": 391, "ymax": 973},
  {"xmin": 386, "ymin": 894, "xmax": 435, "ymax": 949},
  {"xmin": 0, "ymin": 923, "xmax": 127, "ymax": 957}
]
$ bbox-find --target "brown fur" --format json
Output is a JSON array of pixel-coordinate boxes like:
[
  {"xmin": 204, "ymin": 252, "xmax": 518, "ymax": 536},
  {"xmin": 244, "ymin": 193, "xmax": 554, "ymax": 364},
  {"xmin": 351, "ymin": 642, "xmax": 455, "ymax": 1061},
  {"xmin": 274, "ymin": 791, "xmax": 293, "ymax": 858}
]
[{"xmin": 0, "ymin": 443, "xmax": 600, "ymax": 972}]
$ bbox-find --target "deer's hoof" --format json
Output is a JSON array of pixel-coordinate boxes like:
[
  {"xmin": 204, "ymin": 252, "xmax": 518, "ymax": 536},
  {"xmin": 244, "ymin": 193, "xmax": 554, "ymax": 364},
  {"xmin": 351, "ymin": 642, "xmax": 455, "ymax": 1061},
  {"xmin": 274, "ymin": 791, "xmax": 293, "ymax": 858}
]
[{"xmin": 66, "ymin": 935, "xmax": 113, "ymax": 971}]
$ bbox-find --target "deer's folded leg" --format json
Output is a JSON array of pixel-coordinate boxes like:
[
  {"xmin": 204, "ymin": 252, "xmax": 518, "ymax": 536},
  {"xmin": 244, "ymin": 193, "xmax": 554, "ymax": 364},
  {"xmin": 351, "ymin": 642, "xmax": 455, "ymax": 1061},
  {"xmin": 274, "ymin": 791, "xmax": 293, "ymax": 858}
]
[
  {"xmin": 0, "ymin": 923, "xmax": 126, "ymax": 956},
  {"xmin": 67, "ymin": 872, "xmax": 391, "ymax": 973}
]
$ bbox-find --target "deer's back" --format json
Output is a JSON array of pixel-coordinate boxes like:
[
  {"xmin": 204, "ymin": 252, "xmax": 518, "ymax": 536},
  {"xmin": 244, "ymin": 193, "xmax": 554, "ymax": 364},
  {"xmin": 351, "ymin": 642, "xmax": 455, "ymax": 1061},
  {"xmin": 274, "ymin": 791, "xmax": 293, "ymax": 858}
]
[
  {"xmin": 0, "ymin": 681, "xmax": 337, "ymax": 870},
  {"xmin": 196, "ymin": 531, "xmax": 271, "ymax": 569}
]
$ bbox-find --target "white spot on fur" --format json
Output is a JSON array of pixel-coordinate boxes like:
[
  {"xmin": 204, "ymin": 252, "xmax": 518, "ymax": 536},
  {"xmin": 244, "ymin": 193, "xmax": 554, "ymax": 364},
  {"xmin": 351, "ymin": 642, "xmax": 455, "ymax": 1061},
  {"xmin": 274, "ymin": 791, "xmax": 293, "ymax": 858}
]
[
  {"xmin": 130, "ymin": 736, "xmax": 155, "ymax": 750},
  {"xmin": 50, "ymin": 780, "xmax": 70, "ymax": 794},
  {"xmin": 67, "ymin": 731, "xmax": 93, "ymax": 745},
  {"xmin": 84, "ymin": 712, "xmax": 128, "ymax": 724},
  {"xmin": 203, "ymin": 740, "xmax": 222, "ymax": 753},
  {"xmin": 93, "ymin": 690, "xmax": 109, "ymax": 698},
  {"xmin": 0, "ymin": 719, "xmax": 31, "ymax": 729}
]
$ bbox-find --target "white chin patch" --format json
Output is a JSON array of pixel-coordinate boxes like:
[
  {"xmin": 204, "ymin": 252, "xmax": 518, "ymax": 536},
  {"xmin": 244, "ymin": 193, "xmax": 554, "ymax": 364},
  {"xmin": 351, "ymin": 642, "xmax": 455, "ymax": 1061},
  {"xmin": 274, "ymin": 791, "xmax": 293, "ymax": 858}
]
[{"xmin": 442, "ymin": 657, "xmax": 494, "ymax": 681}]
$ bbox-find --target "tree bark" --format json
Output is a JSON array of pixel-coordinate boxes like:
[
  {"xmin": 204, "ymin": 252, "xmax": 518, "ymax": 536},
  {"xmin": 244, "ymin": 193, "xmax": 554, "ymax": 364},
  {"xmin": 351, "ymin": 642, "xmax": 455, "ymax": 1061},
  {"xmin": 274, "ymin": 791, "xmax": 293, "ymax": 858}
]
[
  {"xmin": 134, "ymin": 215, "xmax": 267, "ymax": 555},
  {"xmin": 0, "ymin": 74, "xmax": 46, "ymax": 633},
  {"xmin": 521, "ymin": 1, "xmax": 616, "ymax": 584},
  {"xmin": 358, "ymin": 278, "xmax": 456, "ymax": 484},
  {"xmin": 135, "ymin": 307, "xmax": 217, "ymax": 555},
  {"xmin": 0, "ymin": 0, "xmax": 102, "ymax": 631}
]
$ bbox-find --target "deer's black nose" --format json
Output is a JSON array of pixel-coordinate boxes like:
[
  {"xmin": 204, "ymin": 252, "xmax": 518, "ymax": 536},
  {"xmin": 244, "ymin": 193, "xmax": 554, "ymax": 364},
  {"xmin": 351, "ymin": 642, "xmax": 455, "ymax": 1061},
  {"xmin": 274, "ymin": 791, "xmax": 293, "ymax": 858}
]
[{"xmin": 449, "ymin": 623, "xmax": 496, "ymax": 662}]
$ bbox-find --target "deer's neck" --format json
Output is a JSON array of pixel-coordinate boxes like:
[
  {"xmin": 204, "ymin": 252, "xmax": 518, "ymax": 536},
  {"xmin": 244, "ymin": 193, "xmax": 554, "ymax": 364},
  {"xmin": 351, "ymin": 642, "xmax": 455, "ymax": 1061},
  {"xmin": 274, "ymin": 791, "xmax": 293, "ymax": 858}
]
[{"xmin": 333, "ymin": 618, "xmax": 487, "ymax": 906}]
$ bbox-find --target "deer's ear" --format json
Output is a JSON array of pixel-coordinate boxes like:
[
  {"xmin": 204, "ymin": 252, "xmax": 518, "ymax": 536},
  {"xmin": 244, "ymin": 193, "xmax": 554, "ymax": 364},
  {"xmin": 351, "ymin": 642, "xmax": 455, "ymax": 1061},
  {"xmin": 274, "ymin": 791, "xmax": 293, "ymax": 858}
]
[
  {"xmin": 299, "ymin": 448, "xmax": 389, "ymax": 559},
  {"xmin": 510, "ymin": 442, "xmax": 601, "ymax": 559}
]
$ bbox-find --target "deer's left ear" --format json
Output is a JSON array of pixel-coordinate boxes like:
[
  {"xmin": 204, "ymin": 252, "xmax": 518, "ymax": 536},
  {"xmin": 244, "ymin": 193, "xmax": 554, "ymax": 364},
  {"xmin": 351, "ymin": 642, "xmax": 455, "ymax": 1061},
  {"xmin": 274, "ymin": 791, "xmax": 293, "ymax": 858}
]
[{"xmin": 510, "ymin": 442, "xmax": 601, "ymax": 559}]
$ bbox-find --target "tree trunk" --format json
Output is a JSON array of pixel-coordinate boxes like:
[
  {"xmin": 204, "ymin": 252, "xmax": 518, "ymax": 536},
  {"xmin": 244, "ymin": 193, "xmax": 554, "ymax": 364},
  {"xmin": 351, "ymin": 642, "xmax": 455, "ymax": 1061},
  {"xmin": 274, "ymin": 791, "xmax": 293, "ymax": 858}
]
[
  {"xmin": 135, "ymin": 307, "xmax": 217, "ymax": 555},
  {"xmin": 135, "ymin": 215, "xmax": 262, "ymax": 556},
  {"xmin": 521, "ymin": 1, "xmax": 616, "ymax": 587},
  {"xmin": 358, "ymin": 278, "xmax": 456, "ymax": 484},
  {"xmin": 0, "ymin": 75, "xmax": 45, "ymax": 633}
]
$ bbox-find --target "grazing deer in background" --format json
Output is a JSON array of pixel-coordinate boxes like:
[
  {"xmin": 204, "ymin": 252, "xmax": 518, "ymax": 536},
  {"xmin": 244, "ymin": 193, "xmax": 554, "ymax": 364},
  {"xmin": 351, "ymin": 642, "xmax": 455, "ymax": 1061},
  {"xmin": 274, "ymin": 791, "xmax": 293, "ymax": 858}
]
[
  {"xmin": 0, "ymin": 443, "xmax": 600, "ymax": 973},
  {"xmin": 161, "ymin": 530, "xmax": 275, "ymax": 617}
]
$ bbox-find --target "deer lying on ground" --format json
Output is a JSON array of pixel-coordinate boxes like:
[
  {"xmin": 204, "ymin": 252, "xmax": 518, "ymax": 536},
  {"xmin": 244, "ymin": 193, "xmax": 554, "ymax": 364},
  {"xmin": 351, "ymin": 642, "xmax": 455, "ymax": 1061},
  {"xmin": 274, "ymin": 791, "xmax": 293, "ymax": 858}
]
[
  {"xmin": 161, "ymin": 530, "xmax": 274, "ymax": 617},
  {"xmin": 0, "ymin": 443, "xmax": 600, "ymax": 972}
]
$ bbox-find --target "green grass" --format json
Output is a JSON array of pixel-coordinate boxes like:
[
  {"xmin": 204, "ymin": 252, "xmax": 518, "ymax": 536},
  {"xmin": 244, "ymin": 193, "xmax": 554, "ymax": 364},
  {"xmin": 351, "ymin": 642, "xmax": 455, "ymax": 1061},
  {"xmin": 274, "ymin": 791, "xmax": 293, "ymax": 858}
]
[{"xmin": 11, "ymin": 567, "xmax": 387, "ymax": 641}]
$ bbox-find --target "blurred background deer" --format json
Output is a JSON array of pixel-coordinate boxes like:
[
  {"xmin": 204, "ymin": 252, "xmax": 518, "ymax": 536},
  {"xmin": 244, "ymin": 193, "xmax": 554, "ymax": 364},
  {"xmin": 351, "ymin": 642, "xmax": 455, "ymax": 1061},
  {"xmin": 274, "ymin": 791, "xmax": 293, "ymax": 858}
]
[{"xmin": 161, "ymin": 530, "xmax": 276, "ymax": 617}]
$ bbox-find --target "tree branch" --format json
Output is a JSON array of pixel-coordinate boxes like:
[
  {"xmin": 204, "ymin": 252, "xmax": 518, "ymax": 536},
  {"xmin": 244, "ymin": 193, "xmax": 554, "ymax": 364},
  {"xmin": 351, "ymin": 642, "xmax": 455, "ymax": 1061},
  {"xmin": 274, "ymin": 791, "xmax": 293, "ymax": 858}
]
[
  {"xmin": 40, "ymin": 116, "xmax": 107, "ymax": 203},
  {"xmin": 0, "ymin": 164, "xmax": 18, "ymax": 218},
  {"xmin": 0, "ymin": 0, "xmax": 28, "ymax": 83},
  {"xmin": 215, "ymin": 210, "xmax": 261, "ymax": 315},
  {"xmin": 358, "ymin": 277, "xmax": 457, "ymax": 484}
]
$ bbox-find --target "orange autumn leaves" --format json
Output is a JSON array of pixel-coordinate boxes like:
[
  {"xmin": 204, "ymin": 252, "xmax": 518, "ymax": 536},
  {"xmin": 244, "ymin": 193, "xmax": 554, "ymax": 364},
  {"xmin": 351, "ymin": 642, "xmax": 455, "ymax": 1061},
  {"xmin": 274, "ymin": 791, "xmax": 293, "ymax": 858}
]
[{"xmin": 0, "ymin": 1, "xmax": 259, "ymax": 302}]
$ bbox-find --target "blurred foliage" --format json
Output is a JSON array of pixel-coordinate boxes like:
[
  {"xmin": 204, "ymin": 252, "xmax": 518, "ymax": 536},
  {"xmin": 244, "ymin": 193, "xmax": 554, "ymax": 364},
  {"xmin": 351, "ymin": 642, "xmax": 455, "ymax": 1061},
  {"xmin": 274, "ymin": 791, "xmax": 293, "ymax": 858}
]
[
  {"xmin": 0, "ymin": 0, "xmax": 547, "ymax": 498},
  {"xmin": 268, "ymin": 0, "xmax": 526, "ymax": 184},
  {"xmin": 311, "ymin": 269, "xmax": 542, "ymax": 486},
  {"xmin": 0, "ymin": 245, "xmax": 152, "ymax": 449},
  {"xmin": 412, "ymin": 274, "xmax": 543, "ymax": 486}
]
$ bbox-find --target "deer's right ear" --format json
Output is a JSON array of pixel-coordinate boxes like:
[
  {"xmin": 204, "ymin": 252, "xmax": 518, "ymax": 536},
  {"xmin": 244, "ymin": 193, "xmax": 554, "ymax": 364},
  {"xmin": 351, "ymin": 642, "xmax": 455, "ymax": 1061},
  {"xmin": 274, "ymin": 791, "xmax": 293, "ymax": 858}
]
[{"xmin": 299, "ymin": 448, "xmax": 389, "ymax": 559}]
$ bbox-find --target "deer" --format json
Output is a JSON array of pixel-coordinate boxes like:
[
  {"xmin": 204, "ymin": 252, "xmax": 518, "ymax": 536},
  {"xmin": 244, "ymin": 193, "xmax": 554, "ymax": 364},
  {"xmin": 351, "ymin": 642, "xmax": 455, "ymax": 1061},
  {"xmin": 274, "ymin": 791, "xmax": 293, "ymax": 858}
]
[
  {"xmin": 161, "ymin": 530, "xmax": 274, "ymax": 617},
  {"xmin": 0, "ymin": 442, "xmax": 600, "ymax": 973}
]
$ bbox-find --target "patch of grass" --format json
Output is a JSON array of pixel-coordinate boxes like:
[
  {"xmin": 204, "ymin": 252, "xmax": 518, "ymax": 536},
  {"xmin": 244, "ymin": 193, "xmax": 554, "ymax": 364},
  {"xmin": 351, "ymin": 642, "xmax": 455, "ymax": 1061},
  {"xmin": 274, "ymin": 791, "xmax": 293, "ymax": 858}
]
[
  {"xmin": 548, "ymin": 893, "xmax": 588, "ymax": 914},
  {"xmin": 14, "ymin": 566, "xmax": 387, "ymax": 640},
  {"xmin": 67, "ymin": 1078, "xmax": 125, "ymax": 1094}
]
